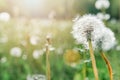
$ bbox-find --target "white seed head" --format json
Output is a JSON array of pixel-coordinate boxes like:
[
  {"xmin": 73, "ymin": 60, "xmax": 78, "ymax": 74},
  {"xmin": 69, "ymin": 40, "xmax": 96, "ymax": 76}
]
[
  {"xmin": 72, "ymin": 14, "xmax": 105, "ymax": 49},
  {"xmin": 0, "ymin": 57, "xmax": 7, "ymax": 63},
  {"xmin": 97, "ymin": 13, "xmax": 110, "ymax": 20},
  {"xmin": 95, "ymin": 0, "xmax": 110, "ymax": 10},
  {"xmin": 116, "ymin": 45, "xmax": 120, "ymax": 51},
  {"xmin": 0, "ymin": 12, "xmax": 11, "ymax": 22},
  {"xmin": 96, "ymin": 27, "xmax": 116, "ymax": 51},
  {"xmin": 30, "ymin": 35, "xmax": 40, "ymax": 45},
  {"xmin": 10, "ymin": 47, "xmax": 22, "ymax": 57},
  {"xmin": 27, "ymin": 74, "xmax": 46, "ymax": 80},
  {"xmin": 33, "ymin": 50, "xmax": 44, "ymax": 59}
]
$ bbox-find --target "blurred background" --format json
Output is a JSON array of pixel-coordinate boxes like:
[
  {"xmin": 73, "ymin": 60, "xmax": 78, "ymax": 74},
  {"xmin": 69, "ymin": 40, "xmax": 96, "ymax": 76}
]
[{"xmin": 0, "ymin": 0, "xmax": 120, "ymax": 80}]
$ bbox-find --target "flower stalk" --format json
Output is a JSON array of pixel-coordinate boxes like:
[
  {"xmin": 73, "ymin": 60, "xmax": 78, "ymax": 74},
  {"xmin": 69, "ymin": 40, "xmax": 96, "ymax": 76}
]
[
  {"xmin": 88, "ymin": 40, "xmax": 99, "ymax": 80},
  {"xmin": 100, "ymin": 51, "xmax": 113, "ymax": 80},
  {"xmin": 46, "ymin": 37, "xmax": 51, "ymax": 80}
]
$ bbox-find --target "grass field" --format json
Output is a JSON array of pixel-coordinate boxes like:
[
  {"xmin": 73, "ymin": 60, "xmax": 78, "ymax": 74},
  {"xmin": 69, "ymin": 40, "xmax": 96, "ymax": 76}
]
[{"xmin": 0, "ymin": 19, "xmax": 120, "ymax": 80}]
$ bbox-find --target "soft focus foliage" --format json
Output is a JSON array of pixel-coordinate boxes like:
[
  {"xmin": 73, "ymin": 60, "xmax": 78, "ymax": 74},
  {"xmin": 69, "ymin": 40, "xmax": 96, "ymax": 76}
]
[{"xmin": 0, "ymin": 0, "xmax": 120, "ymax": 80}]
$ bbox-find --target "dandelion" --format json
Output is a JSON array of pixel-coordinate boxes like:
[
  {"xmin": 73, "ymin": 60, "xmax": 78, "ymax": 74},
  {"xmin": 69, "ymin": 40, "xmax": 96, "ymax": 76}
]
[
  {"xmin": 33, "ymin": 50, "xmax": 44, "ymax": 59},
  {"xmin": 95, "ymin": 0, "xmax": 110, "ymax": 10},
  {"xmin": 0, "ymin": 12, "xmax": 11, "ymax": 22},
  {"xmin": 116, "ymin": 45, "xmax": 120, "ymax": 51},
  {"xmin": 30, "ymin": 35, "xmax": 40, "ymax": 45},
  {"xmin": 97, "ymin": 13, "xmax": 110, "ymax": 20},
  {"xmin": 45, "ymin": 33, "xmax": 54, "ymax": 80},
  {"xmin": 71, "ymin": 14, "xmax": 105, "ymax": 80},
  {"xmin": 0, "ymin": 57, "xmax": 7, "ymax": 63},
  {"xmin": 96, "ymin": 27, "xmax": 116, "ymax": 80},
  {"xmin": 27, "ymin": 74, "xmax": 46, "ymax": 80},
  {"xmin": 96, "ymin": 27, "xmax": 116, "ymax": 51},
  {"xmin": 10, "ymin": 47, "xmax": 22, "ymax": 57}
]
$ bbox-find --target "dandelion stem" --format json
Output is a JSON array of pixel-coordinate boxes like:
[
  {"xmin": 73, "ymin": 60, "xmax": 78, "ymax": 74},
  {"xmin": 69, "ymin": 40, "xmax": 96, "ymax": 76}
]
[
  {"xmin": 88, "ymin": 40, "xmax": 99, "ymax": 80},
  {"xmin": 100, "ymin": 51, "xmax": 113, "ymax": 80},
  {"xmin": 46, "ymin": 45, "xmax": 51, "ymax": 80},
  {"xmin": 46, "ymin": 37, "xmax": 51, "ymax": 80}
]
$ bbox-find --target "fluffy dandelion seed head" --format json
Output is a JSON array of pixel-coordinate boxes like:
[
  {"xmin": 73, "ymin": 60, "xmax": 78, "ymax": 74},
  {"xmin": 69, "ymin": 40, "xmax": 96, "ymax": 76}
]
[
  {"xmin": 0, "ymin": 57, "xmax": 7, "ymax": 63},
  {"xmin": 95, "ymin": 0, "xmax": 110, "ymax": 10},
  {"xmin": 27, "ymin": 74, "xmax": 46, "ymax": 80},
  {"xmin": 96, "ymin": 27, "xmax": 116, "ymax": 51},
  {"xmin": 0, "ymin": 12, "xmax": 11, "ymax": 22},
  {"xmin": 10, "ymin": 47, "xmax": 22, "ymax": 57},
  {"xmin": 116, "ymin": 45, "xmax": 120, "ymax": 51},
  {"xmin": 33, "ymin": 50, "xmax": 44, "ymax": 59},
  {"xmin": 72, "ymin": 14, "xmax": 105, "ymax": 49},
  {"xmin": 64, "ymin": 50, "xmax": 81, "ymax": 65},
  {"xmin": 30, "ymin": 35, "xmax": 40, "ymax": 45},
  {"xmin": 97, "ymin": 13, "xmax": 110, "ymax": 20}
]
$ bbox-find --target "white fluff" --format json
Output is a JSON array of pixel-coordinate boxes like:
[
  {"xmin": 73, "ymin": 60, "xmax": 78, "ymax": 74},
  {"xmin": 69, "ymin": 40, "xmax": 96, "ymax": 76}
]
[
  {"xmin": 95, "ymin": 0, "xmax": 110, "ymax": 10},
  {"xmin": 72, "ymin": 14, "xmax": 105, "ymax": 49}
]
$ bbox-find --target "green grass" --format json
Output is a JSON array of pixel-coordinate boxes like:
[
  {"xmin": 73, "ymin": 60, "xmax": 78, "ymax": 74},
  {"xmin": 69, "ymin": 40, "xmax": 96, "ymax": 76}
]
[{"xmin": 0, "ymin": 19, "xmax": 120, "ymax": 80}]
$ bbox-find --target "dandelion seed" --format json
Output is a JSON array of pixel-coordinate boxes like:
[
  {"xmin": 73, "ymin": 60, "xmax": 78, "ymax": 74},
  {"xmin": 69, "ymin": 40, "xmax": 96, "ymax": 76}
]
[
  {"xmin": 97, "ymin": 13, "xmax": 110, "ymax": 20},
  {"xmin": 0, "ymin": 57, "xmax": 7, "ymax": 63},
  {"xmin": 95, "ymin": 0, "xmax": 110, "ymax": 10},
  {"xmin": 0, "ymin": 12, "xmax": 11, "ymax": 22},
  {"xmin": 30, "ymin": 35, "xmax": 40, "ymax": 45},
  {"xmin": 10, "ymin": 47, "xmax": 22, "ymax": 57},
  {"xmin": 33, "ymin": 50, "xmax": 44, "ymax": 59}
]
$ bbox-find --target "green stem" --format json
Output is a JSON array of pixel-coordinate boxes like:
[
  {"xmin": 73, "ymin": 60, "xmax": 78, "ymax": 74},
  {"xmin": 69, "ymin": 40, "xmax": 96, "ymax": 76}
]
[
  {"xmin": 83, "ymin": 52, "xmax": 86, "ymax": 80},
  {"xmin": 46, "ymin": 45, "xmax": 51, "ymax": 80},
  {"xmin": 88, "ymin": 40, "xmax": 99, "ymax": 80},
  {"xmin": 100, "ymin": 51, "xmax": 113, "ymax": 80}
]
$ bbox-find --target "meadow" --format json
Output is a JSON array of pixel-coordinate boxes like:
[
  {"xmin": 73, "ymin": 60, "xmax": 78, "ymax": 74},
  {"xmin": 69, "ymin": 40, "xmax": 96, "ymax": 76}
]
[{"xmin": 0, "ymin": 19, "xmax": 120, "ymax": 80}]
